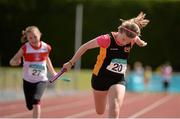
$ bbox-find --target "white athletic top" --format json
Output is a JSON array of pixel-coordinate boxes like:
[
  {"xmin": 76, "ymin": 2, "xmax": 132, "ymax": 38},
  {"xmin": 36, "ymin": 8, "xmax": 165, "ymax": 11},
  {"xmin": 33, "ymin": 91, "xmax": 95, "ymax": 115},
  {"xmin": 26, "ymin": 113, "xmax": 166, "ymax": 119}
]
[
  {"xmin": 162, "ymin": 66, "xmax": 172, "ymax": 81},
  {"xmin": 22, "ymin": 41, "xmax": 51, "ymax": 83}
]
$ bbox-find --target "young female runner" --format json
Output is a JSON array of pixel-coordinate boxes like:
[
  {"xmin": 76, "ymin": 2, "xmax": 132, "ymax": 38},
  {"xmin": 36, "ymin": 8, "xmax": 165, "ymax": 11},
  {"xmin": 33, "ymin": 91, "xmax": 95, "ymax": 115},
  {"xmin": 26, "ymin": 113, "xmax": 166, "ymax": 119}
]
[
  {"xmin": 10, "ymin": 26, "xmax": 57, "ymax": 118},
  {"xmin": 63, "ymin": 12, "xmax": 150, "ymax": 118}
]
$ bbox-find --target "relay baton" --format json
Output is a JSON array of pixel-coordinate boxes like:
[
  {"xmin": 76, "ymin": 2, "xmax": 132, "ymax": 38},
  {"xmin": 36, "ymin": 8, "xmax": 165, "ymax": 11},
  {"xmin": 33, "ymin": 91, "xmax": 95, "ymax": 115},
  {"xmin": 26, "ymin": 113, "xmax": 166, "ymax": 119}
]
[{"xmin": 49, "ymin": 68, "xmax": 67, "ymax": 83}]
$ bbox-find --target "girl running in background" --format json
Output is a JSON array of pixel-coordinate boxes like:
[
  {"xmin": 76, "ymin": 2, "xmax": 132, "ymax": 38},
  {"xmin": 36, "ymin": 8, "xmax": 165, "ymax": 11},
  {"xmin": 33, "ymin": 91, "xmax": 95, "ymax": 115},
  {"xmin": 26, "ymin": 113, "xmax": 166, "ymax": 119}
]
[
  {"xmin": 63, "ymin": 12, "xmax": 150, "ymax": 118},
  {"xmin": 9, "ymin": 26, "xmax": 57, "ymax": 118}
]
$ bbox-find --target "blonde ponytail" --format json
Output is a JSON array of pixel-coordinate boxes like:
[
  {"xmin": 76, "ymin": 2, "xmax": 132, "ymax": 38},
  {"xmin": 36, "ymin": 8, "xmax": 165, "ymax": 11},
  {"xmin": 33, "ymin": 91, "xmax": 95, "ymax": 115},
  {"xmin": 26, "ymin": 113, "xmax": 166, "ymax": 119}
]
[
  {"xmin": 120, "ymin": 11, "xmax": 150, "ymax": 29},
  {"xmin": 20, "ymin": 30, "xmax": 28, "ymax": 43}
]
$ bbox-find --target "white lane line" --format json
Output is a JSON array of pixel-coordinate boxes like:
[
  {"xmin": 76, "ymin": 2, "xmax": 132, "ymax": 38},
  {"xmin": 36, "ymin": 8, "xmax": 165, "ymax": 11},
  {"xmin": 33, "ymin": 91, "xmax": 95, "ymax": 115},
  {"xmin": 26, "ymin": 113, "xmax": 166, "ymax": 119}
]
[
  {"xmin": 4, "ymin": 110, "xmax": 31, "ymax": 118},
  {"xmin": 65, "ymin": 109, "xmax": 95, "ymax": 118},
  {"xmin": 123, "ymin": 93, "xmax": 148, "ymax": 105},
  {"xmin": 0, "ymin": 103, "xmax": 24, "ymax": 111},
  {"xmin": 4, "ymin": 99, "xmax": 91, "ymax": 118},
  {"xmin": 3, "ymin": 93, "xmax": 150, "ymax": 118},
  {"xmin": 128, "ymin": 95, "xmax": 172, "ymax": 118},
  {"xmin": 64, "ymin": 93, "xmax": 150, "ymax": 118}
]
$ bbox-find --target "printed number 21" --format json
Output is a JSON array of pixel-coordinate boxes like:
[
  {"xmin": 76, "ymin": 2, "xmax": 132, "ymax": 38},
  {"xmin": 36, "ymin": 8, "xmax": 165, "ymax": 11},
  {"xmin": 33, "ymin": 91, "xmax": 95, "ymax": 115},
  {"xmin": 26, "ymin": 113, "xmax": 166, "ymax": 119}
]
[{"xmin": 112, "ymin": 63, "xmax": 122, "ymax": 72}]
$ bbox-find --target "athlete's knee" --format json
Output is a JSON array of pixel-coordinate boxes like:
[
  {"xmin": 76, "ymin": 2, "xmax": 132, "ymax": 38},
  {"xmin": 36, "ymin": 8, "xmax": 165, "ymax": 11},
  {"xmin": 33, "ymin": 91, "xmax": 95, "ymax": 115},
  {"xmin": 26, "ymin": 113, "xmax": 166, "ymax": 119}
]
[
  {"xmin": 26, "ymin": 104, "xmax": 33, "ymax": 110},
  {"xmin": 26, "ymin": 99, "xmax": 40, "ymax": 110},
  {"xmin": 95, "ymin": 108, "xmax": 105, "ymax": 115},
  {"xmin": 33, "ymin": 99, "xmax": 40, "ymax": 105},
  {"xmin": 109, "ymin": 98, "xmax": 121, "ymax": 115},
  {"xmin": 96, "ymin": 110, "xmax": 105, "ymax": 115},
  {"xmin": 115, "ymin": 98, "xmax": 123, "ymax": 109}
]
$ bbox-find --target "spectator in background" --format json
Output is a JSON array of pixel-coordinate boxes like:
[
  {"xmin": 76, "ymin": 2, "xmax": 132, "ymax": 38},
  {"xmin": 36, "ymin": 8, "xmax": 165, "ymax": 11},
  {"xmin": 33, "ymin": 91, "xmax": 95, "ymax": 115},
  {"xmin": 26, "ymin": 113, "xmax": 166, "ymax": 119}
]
[
  {"xmin": 134, "ymin": 61, "xmax": 144, "ymax": 77},
  {"xmin": 161, "ymin": 62, "xmax": 173, "ymax": 92},
  {"xmin": 125, "ymin": 64, "xmax": 131, "ymax": 79},
  {"xmin": 133, "ymin": 61, "xmax": 145, "ymax": 89},
  {"xmin": 144, "ymin": 65, "xmax": 152, "ymax": 91},
  {"xmin": 125, "ymin": 64, "xmax": 131, "ymax": 90}
]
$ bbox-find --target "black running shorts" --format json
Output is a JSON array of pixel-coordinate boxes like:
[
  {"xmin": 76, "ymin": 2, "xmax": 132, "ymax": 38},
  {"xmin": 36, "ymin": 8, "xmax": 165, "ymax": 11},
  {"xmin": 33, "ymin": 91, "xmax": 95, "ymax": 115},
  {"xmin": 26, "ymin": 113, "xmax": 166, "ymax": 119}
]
[
  {"xmin": 23, "ymin": 80, "xmax": 47, "ymax": 110},
  {"xmin": 91, "ymin": 74, "xmax": 126, "ymax": 91}
]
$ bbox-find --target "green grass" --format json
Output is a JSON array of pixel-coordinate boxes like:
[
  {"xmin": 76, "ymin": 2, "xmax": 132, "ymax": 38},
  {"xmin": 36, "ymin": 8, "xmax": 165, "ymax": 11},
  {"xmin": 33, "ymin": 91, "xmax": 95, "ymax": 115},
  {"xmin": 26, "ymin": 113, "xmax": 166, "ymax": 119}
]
[
  {"xmin": 0, "ymin": 67, "xmax": 92, "ymax": 92},
  {"xmin": 0, "ymin": 67, "xmax": 22, "ymax": 91},
  {"xmin": 51, "ymin": 69, "xmax": 92, "ymax": 92}
]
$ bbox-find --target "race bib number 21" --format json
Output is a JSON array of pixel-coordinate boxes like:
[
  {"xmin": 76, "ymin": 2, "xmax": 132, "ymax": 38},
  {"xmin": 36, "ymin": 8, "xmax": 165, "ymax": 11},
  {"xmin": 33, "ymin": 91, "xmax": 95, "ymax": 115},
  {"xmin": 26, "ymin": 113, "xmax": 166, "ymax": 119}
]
[{"xmin": 106, "ymin": 59, "xmax": 127, "ymax": 74}]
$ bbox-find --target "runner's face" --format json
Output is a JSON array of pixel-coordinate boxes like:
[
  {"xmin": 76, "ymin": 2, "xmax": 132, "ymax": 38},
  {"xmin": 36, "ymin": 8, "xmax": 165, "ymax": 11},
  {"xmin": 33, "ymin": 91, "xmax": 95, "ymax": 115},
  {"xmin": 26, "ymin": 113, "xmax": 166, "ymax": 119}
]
[
  {"xmin": 117, "ymin": 25, "xmax": 138, "ymax": 45},
  {"xmin": 27, "ymin": 30, "xmax": 41, "ymax": 45},
  {"xmin": 117, "ymin": 32, "xmax": 133, "ymax": 45},
  {"xmin": 124, "ymin": 33, "xmax": 134, "ymax": 43}
]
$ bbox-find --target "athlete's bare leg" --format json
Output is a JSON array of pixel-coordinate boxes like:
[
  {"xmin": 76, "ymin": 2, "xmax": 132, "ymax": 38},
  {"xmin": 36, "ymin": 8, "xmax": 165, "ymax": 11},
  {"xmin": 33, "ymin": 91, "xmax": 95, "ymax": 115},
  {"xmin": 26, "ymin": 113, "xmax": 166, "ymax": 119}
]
[
  {"xmin": 108, "ymin": 84, "xmax": 126, "ymax": 118},
  {"xmin": 33, "ymin": 104, "xmax": 41, "ymax": 118},
  {"xmin": 93, "ymin": 90, "xmax": 108, "ymax": 114}
]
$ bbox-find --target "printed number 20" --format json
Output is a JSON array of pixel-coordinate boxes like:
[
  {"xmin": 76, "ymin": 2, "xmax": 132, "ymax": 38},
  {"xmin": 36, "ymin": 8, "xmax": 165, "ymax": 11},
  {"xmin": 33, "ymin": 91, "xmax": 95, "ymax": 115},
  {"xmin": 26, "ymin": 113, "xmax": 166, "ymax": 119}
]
[{"xmin": 112, "ymin": 63, "xmax": 122, "ymax": 72}]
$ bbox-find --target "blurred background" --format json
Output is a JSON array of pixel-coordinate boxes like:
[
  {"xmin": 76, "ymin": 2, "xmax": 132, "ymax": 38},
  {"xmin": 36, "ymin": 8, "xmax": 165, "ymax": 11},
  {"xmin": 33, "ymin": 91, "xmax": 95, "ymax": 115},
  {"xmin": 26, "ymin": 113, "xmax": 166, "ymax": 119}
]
[{"xmin": 0, "ymin": 0, "xmax": 180, "ymax": 101}]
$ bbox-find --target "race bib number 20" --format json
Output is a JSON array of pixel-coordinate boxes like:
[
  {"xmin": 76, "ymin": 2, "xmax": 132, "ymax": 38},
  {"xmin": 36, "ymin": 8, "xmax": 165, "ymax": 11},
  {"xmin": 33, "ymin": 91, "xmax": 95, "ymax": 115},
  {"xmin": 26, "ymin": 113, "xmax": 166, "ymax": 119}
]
[{"xmin": 106, "ymin": 59, "xmax": 127, "ymax": 74}]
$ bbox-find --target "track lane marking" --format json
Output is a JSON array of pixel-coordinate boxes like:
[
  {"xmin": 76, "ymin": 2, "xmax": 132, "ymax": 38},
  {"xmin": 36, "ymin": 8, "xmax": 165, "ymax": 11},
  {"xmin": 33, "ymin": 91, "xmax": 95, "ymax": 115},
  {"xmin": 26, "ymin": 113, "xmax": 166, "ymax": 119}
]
[
  {"xmin": 4, "ymin": 97, "xmax": 92, "ymax": 117},
  {"xmin": 128, "ymin": 95, "xmax": 172, "ymax": 118},
  {"xmin": 2, "ymin": 93, "xmax": 158, "ymax": 118},
  {"xmin": 64, "ymin": 93, "xmax": 150, "ymax": 118}
]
